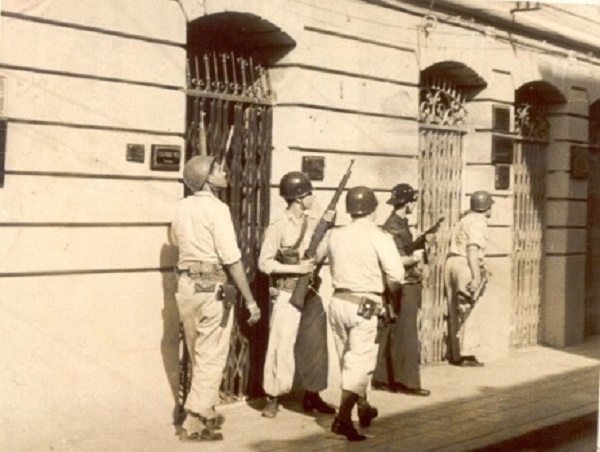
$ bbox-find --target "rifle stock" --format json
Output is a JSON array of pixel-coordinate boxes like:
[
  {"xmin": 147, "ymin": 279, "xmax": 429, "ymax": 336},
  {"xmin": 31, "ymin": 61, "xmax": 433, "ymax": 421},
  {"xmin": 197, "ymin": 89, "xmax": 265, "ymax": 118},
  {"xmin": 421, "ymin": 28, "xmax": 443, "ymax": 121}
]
[{"xmin": 289, "ymin": 160, "xmax": 354, "ymax": 309}]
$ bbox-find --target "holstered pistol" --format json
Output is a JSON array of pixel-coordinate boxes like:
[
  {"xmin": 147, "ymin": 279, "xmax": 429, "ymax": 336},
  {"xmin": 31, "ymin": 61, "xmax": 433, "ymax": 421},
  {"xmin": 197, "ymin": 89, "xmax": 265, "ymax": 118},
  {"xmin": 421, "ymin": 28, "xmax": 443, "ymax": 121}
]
[
  {"xmin": 357, "ymin": 297, "xmax": 377, "ymax": 320},
  {"xmin": 218, "ymin": 283, "xmax": 237, "ymax": 328}
]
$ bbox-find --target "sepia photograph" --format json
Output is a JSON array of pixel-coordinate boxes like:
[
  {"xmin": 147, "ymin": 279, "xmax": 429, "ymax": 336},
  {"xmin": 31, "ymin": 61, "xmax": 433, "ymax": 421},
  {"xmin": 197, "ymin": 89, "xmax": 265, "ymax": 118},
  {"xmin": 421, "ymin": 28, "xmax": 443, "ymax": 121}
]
[{"xmin": 1, "ymin": 0, "xmax": 599, "ymax": 450}]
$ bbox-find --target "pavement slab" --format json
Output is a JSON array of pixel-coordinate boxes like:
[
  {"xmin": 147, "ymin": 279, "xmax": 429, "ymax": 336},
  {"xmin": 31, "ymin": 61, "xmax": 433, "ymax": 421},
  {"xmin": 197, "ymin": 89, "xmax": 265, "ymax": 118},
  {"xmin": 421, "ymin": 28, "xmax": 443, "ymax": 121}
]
[{"xmin": 22, "ymin": 336, "xmax": 600, "ymax": 452}]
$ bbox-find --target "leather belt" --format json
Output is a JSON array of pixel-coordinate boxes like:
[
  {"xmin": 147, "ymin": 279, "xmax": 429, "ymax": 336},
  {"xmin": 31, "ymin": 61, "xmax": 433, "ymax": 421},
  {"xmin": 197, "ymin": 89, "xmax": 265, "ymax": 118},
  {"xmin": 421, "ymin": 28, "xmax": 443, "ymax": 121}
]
[
  {"xmin": 333, "ymin": 289, "xmax": 382, "ymax": 305},
  {"xmin": 447, "ymin": 253, "xmax": 466, "ymax": 258}
]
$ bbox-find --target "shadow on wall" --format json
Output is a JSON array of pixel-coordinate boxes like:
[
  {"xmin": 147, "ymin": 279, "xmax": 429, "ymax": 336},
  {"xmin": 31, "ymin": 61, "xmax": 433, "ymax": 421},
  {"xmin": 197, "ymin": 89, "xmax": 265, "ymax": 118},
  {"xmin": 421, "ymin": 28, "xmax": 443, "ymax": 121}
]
[{"xmin": 159, "ymin": 242, "xmax": 182, "ymax": 424}]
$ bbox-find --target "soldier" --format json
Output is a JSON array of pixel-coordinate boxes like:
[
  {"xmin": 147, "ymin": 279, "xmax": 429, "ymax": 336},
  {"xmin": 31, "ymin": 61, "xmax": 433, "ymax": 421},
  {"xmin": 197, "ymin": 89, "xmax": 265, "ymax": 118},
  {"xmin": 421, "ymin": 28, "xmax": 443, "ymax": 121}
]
[
  {"xmin": 259, "ymin": 171, "xmax": 335, "ymax": 418},
  {"xmin": 327, "ymin": 186, "xmax": 405, "ymax": 441},
  {"xmin": 372, "ymin": 183, "xmax": 432, "ymax": 396},
  {"xmin": 171, "ymin": 155, "xmax": 261, "ymax": 441},
  {"xmin": 444, "ymin": 190, "xmax": 493, "ymax": 367}
]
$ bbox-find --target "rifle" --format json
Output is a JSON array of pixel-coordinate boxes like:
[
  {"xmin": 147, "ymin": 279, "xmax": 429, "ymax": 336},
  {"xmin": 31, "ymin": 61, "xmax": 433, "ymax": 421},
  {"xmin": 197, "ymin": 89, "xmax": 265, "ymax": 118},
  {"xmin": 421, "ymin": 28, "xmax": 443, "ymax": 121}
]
[
  {"xmin": 289, "ymin": 160, "xmax": 355, "ymax": 309},
  {"xmin": 405, "ymin": 217, "xmax": 445, "ymax": 255},
  {"xmin": 456, "ymin": 273, "xmax": 488, "ymax": 337}
]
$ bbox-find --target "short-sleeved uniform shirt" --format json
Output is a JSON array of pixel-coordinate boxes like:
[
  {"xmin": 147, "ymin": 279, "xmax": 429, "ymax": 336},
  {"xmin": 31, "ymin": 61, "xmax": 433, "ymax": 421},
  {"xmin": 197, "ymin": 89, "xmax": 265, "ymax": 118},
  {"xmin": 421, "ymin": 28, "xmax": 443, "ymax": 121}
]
[
  {"xmin": 328, "ymin": 218, "xmax": 405, "ymax": 294},
  {"xmin": 258, "ymin": 210, "xmax": 319, "ymax": 275},
  {"xmin": 170, "ymin": 192, "xmax": 241, "ymax": 268},
  {"xmin": 448, "ymin": 211, "xmax": 489, "ymax": 261}
]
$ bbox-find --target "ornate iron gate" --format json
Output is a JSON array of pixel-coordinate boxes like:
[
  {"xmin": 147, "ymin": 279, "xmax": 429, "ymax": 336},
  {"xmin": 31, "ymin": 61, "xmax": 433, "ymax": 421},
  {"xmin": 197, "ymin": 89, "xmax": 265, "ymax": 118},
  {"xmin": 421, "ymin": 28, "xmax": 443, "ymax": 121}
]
[
  {"xmin": 179, "ymin": 51, "xmax": 273, "ymax": 407},
  {"xmin": 510, "ymin": 103, "xmax": 547, "ymax": 347},
  {"xmin": 418, "ymin": 78, "xmax": 466, "ymax": 364}
]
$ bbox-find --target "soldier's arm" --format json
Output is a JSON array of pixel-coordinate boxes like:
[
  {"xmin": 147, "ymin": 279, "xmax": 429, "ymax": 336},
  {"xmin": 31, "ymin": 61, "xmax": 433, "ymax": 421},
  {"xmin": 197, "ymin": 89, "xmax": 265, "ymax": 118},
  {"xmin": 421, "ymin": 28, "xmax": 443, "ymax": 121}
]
[
  {"xmin": 378, "ymin": 233, "xmax": 405, "ymax": 293},
  {"xmin": 466, "ymin": 244, "xmax": 482, "ymax": 290},
  {"xmin": 226, "ymin": 260, "xmax": 260, "ymax": 325}
]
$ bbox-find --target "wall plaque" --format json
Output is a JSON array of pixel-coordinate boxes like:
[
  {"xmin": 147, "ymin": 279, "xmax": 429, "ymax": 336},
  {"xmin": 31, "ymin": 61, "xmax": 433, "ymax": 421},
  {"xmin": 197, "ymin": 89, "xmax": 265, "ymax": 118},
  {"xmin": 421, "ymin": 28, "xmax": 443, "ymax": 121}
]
[
  {"xmin": 492, "ymin": 135, "xmax": 514, "ymax": 164},
  {"xmin": 302, "ymin": 156, "xmax": 325, "ymax": 181},
  {"xmin": 126, "ymin": 144, "xmax": 145, "ymax": 163},
  {"xmin": 570, "ymin": 145, "xmax": 589, "ymax": 180},
  {"xmin": 492, "ymin": 105, "xmax": 511, "ymax": 132},
  {"xmin": 495, "ymin": 164, "xmax": 511, "ymax": 190},
  {"xmin": 151, "ymin": 145, "xmax": 181, "ymax": 171}
]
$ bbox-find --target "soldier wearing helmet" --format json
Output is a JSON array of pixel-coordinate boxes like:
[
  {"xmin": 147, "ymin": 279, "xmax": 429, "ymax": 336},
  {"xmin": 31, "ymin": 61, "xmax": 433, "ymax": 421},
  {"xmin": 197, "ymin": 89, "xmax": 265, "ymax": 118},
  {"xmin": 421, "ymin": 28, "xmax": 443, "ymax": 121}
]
[
  {"xmin": 444, "ymin": 190, "xmax": 494, "ymax": 367},
  {"xmin": 372, "ymin": 183, "xmax": 433, "ymax": 397},
  {"xmin": 259, "ymin": 171, "xmax": 335, "ymax": 419},
  {"xmin": 171, "ymin": 155, "xmax": 261, "ymax": 441},
  {"xmin": 327, "ymin": 186, "xmax": 405, "ymax": 441}
]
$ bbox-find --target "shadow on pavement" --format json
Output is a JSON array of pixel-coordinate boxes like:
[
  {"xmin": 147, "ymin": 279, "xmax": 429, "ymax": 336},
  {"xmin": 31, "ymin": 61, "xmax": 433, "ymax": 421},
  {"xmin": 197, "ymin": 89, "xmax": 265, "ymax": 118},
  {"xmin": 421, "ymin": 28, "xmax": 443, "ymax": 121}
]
[{"xmin": 241, "ymin": 364, "xmax": 599, "ymax": 451}]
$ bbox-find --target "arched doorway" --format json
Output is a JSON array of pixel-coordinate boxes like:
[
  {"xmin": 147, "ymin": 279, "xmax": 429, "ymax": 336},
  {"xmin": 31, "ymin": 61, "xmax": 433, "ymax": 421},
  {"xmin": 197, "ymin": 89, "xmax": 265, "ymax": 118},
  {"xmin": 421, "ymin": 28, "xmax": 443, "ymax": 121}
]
[
  {"xmin": 179, "ymin": 13, "xmax": 295, "ymax": 408},
  {"xmin": 510, "ymin": 81, "xmax": 565, "ymax": 348},
  {"xmin": 417, "ymin": 61, "xmax": 486, "ymax": 364}
]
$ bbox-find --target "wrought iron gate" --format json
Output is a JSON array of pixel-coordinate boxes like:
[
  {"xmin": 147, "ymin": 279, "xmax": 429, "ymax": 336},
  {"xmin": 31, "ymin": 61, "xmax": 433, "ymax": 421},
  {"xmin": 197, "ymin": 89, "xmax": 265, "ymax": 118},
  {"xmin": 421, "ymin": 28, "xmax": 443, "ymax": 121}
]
[
  {"xmin": 179, "ymin": 51, "xmax": 273, "ymax": 407},
  {"xmin": 418, "ymin": 77, "xmax": 466, "ymax": 364},
  {"xmin": 510, "ymin": 103, "xmax": 547, "ymax": 348}
]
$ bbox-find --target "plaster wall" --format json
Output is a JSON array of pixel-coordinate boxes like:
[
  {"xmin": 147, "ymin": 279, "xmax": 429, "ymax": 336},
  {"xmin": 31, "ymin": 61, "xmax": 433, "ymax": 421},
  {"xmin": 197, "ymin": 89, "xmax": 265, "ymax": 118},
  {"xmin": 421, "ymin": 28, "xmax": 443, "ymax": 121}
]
[
  {"xmin": 0, "ymin": 1, "xmax": 186, "ymax": 449},
  {"xmin": 1, "ymin": 0, "xmax": 598, "ymax": 448}
]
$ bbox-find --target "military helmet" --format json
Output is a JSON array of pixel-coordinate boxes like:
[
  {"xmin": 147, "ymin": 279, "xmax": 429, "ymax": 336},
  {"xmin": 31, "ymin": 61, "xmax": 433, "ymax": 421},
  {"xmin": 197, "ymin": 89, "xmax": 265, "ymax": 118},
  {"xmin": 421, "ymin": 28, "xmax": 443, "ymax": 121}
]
[
  {"xmin": 279, "ymin": 171, "xmax": 313, "ymax": 200},
  {"xmin": 346, "ymin": 186, "xmax": 378, "ymax": 215},
  {"xmin": 183, "ymin": 155, "xmax": 215, "ymax": 192},
  {"xmin": 387, "ymin": 183, "xmax": 418, "ymax": 206},
  {"xmin": 470, "ymin": 190, "xmax": 494, "ymax": 212}
]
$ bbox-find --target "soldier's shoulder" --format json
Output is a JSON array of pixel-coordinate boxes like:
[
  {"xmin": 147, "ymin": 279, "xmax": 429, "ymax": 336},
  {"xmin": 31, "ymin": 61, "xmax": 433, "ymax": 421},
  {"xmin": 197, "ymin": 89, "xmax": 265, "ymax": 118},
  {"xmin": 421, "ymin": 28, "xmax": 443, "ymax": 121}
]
[{"xmin": 268, "ymin": 212, "xmax": 288, "ymax": 226}]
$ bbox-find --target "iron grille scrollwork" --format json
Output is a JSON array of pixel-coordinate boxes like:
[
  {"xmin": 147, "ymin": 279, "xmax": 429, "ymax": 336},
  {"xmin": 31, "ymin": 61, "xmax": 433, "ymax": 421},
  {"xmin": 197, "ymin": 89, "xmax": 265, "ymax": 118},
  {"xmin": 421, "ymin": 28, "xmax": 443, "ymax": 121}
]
[
  {"xmin": 514, "ymin": 103, "xmax": 549, "ymax": 140},
  {"xmin": 187, "ymin": 51, "xmax": 272, "ymax": 104},
  {"xmin": 419, "ymin": 78, "xmax": 467, "ymax": 127}
]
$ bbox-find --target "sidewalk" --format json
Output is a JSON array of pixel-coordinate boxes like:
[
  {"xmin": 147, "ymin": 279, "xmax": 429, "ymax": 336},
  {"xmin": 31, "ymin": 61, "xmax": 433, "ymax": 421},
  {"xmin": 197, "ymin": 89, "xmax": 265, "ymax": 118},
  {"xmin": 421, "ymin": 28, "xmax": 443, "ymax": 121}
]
[{"xmin": 55, "ymin": 336, "xmax": 599, "ymax": 452}]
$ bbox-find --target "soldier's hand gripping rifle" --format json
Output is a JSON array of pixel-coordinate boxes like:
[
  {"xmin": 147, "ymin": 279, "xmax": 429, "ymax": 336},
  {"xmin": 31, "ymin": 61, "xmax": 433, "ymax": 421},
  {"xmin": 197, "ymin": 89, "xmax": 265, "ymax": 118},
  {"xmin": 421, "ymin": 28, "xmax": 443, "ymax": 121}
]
[
  {"xmin": 405, "ymin": 217, "xmax": 445, "ymax": 255},
  {"xmin": 289, "ymin": 160, "xmax": 355, "ymax": 310}
]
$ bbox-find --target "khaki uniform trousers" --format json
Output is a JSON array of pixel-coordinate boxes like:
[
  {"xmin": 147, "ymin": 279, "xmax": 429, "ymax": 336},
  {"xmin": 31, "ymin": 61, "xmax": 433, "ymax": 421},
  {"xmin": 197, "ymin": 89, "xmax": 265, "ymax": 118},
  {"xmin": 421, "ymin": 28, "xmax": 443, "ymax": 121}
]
[
  {"xmin": 263, "ymin": 290, "xmax": 302, "ymax": 396},
  {"xmin": 176, "ymin": 274, "xmax": 233, "ymax": 419},
  {"xmin": 328, "ymin": 295, "xmax": 379, "ymax": 397},
  {"xmin": 443, "ymin": 255, "xmax": 472, "ymax": 363}
]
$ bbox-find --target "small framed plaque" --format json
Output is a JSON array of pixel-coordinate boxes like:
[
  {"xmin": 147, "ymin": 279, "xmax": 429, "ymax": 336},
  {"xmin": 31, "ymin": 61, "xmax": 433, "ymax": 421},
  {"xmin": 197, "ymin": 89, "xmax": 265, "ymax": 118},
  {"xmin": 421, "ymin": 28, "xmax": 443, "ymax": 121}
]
[
  {"xmin": 570, "ymin": 145, "xmax": 589, "ymax": 180},
  {"xmin": 492, "ymin": 105, "xmax": 511, "ymax": 132},
  {"xmin": 495, "ymin": 164, "xmax": 511, "ymax": 190},
  {"xmin": 492, "ymin": 135, "xmax": 514, "ymax": 164},
  {"xmin": 302, "ymin": 156, "xmax": 325, "ymax": 181},
  {"xmin": 151, "ymin": 145, "xmax": 181, "ymax": 172},
  {"xmin": 126, "ymin": 144, "xmax": 145, "ymax": 163}
]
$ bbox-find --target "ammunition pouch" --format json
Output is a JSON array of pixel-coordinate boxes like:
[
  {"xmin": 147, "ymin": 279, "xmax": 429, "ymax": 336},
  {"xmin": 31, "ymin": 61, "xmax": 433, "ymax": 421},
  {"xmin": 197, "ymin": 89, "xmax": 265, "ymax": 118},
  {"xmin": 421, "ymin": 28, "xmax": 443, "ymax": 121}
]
[
  {"xmin": 273, "ymin": 275, "xmax": 298, "ymax": 293},
  {"xmin": 275, "ymin": 247, "xmax": 300, "ymax": 265},
  {"xmin": 180, "ymin": 262, "xmax": 227, "ymax": 293}
]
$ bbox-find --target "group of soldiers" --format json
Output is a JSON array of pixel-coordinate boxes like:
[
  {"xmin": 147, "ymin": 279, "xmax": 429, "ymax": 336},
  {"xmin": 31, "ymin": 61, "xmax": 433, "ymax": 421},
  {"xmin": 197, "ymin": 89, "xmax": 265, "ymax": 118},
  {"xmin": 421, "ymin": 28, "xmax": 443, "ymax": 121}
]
[{"xmin": 169, "ymin": 155, "xmax": 494, "ymax": 442}]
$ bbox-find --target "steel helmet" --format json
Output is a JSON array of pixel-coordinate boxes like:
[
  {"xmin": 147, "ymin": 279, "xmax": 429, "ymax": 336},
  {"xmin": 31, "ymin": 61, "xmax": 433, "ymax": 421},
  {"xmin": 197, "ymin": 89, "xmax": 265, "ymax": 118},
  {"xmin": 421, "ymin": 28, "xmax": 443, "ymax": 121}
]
[
  {"xmin": 279, "ymin": 171, "xmax": 313, "ymax": 200},
  {"xmin": 387, "ymin": 183, "xmax": 418, "ymax": 206},
  {"xmin": 470, "ymin": 190, "xmax": 494, "ymax": 212},
  {"xmin": 346, "ymin": 186, "xmax": 378, "ymax": 215},
  {"xmin": 183, "ymin": 155, "xmax": 215, "ymax": 192}
]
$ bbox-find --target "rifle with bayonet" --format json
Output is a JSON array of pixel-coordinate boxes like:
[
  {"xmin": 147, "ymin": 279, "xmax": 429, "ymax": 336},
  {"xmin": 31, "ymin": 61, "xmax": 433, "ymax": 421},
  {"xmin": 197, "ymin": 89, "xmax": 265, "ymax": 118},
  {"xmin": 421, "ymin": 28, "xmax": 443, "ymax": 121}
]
[{"xmin": 289, "ymin": 160, "xmax": 355, "ymax": 310}]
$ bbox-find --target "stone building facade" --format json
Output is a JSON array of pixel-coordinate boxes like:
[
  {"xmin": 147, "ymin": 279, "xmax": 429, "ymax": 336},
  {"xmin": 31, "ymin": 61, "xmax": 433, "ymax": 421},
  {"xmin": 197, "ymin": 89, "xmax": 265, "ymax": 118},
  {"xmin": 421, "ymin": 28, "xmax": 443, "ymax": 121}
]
[{"xmin": 1, "ymin": 0, "xmax": 599, "ymax": 448}]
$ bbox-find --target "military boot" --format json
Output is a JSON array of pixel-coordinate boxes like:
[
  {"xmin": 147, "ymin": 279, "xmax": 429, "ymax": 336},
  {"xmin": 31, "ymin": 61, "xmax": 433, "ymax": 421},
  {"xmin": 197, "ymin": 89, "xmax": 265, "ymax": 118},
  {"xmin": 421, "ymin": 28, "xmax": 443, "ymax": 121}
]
[
  {"xmin": 302, "ymin": 391, "xmax": 336, "ymax": 414},
  {"xmin": 331, "ymin": 390, "xmax": 366, "ymax": 442},
  {"xmin": 179, "ymin": 414, "xmax": 224, "ymax": 442},
  {"xmin": 261, "ymin": 396, "xmax": 279, "ymax": 418},
  {"xmin": 357, "ymin": 397, "xmax": 378, "ymax": 428}
]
